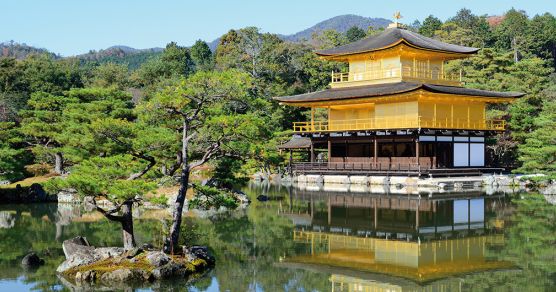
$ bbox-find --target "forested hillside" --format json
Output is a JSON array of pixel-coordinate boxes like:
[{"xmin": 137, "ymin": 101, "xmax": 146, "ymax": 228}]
[
  {"xmin": 77, "ymin": 46, "xmax": 163, "ymax": 70},
  {"xmin": 0, "ymin": 41, "xmax": 58, "ymax": 59},
  {"xmin": 0, "ymin": 8, "xmax": 555, "ymax": 184}
]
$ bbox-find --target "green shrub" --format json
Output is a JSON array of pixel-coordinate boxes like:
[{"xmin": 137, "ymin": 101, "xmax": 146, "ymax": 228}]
[{"xmin": 188, "ymin": 184, "xmax": 239, "ymax": 210}]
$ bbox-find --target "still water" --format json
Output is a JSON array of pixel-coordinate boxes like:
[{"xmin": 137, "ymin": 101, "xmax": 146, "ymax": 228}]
[{"xmin": 0, "ymin": 182, "xmax": 554, "ymax": 291}]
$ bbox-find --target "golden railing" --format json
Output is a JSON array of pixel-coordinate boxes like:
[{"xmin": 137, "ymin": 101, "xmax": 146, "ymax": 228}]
[
  {"xmin": 292, "ymin": 117, "xmax": 505, "ymax": 132},
  {"xmin": 332, "ymin": 68, "xmax": 402, "ymax": 83},
  {"xmin": 331, "ymin": 66, "xmax": 461, "ymax": 85}
]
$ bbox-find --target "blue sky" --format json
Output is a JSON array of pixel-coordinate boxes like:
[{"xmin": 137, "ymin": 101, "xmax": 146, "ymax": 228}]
[{"xmin": 2, "ymin": 0, "xmax": 554, "ymax": 56}]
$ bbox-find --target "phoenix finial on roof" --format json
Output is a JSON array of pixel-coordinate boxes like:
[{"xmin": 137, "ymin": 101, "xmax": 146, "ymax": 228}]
[{"xmin": 393, "ymin": 11, "xmax": 403, "ymax": 24}]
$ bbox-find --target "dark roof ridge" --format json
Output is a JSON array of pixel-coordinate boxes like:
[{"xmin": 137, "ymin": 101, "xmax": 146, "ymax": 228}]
[
  {"xmin": 274, "ymin": 82, "xmax": 524, "ymax": 103},
  {"xmin": 316, "ymin": 27, "xmax": 479, "ymax": 56},
  {"xmin": 423, "ymin": 83, "xmax": 525, "ymax": 98}
]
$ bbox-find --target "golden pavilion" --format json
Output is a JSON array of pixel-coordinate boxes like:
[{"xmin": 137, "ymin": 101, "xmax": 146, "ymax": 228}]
[{"xmin": 275, "ymin": 19, "xmax": 524, "ymax": 176}]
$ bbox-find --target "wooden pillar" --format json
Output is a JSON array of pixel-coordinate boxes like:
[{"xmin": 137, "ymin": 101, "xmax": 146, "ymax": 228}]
[
  {"xmin": 433, "ymin": 103, "xmax": 437, "ymax": 127},
  {"xmin": 344, "ymin": 140, "xmax": 348, "ymax": 164},
  {"xmin": 416, "ymin": 138, "xmax": 420, "ymax": 167},
  {"xmin": 327, "ymin": 140, "xmax": 332, "ymax": 164},
  {"xmin": 373, "ymin": 138, "xmax": 378, "ymax": 167},
  {"xmin": 373, "ymin": 198, "xmax": 377, "ymax": 229},
  {"xmin": 441, "ymin": 60, "xmax": 444, "ymax": 79},
  {"xmin": 416, "ymin": 201, "xmax": 420, "ymax": 232},
  {"xmin": 327, "ymin": 106, "xmax": 331, "ymax": 131},
  {"xmin": 468, "ymin": 199, "xmax": 471, "ymax": 230},
  {"xmin": 467, "ymin": 103, "xmax": 471, "ymax": 128},
  {"xmin": 310, "ymin": 141, "xmax": 315, "ymax": 163},
  {"xmin": 433, "ymin": 142, "xmax": 437, "ymax": 169},
  {"xmin": 311, "ymin": 107, "xmax": 315, "ymax": 131},
  {"xmin": 289, "ymin": 150, "xmax": 293, "ymax": 176},
  {"xmin": 327, "ymin": 195, "xmax": 331, "ymax": 225},
  {"xmin": 450, "ymin": 104, "xmax": 454, "ymax": 128},
  {"xmin": 310, "ymin": 195, "xmax": 314, "ymax": 220},
  {"xmin": 434, "ymin": 201, "xmax": 438, "ymax": 236}
]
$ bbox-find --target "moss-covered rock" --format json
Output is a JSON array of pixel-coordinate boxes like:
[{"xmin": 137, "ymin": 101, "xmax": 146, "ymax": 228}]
[{"xmin": 58, "ymin": 237, "xmax": 214, "ymax": 287}]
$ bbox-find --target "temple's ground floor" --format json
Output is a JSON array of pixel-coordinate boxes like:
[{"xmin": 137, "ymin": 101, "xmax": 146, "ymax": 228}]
[{"xmin": 281, "ymin": 130, "xmax": 502, "ymax": 177}]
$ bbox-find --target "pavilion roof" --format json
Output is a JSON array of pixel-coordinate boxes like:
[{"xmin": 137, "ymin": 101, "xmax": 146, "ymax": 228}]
[
  {"xmin": 316, "ymin": 27, "xmax": 479, "ymax": 57},
  {"xmin": 277, "ymin": 136, "xmax": 312, "ymax": 149},
  {"xmin": 274, "ymin": 82, "xmax": 524, "ymax": 104}
]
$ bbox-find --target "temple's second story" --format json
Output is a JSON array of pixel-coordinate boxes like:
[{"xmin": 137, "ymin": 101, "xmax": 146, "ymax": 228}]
[
  {"xmin": 274, "ymin": 23, "xmax": 524, "ymax": 134},
  {"xmin": 275, "ymin": 17, "xmax": 525, "ymax": 172},
  {"xmin": 317, "ymin": 24, "xmax": 478, "ymax": 88}
]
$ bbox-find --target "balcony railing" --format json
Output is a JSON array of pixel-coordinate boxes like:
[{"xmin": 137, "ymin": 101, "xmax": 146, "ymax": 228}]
[
  {"xmin": 331, "ymin": 66, "xmax": 461, "ymax": 86},
  {"xmin": 292, "ymin": 117, "xmax": 505, "ymax": 132}
]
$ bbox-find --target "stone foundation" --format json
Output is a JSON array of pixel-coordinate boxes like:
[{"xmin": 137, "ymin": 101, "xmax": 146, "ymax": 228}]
[{"xmin": 287, "ymin": 173, "xmax": 532, "ymax": 190}]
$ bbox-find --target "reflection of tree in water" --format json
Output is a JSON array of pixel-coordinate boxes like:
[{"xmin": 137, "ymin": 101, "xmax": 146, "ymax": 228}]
[
  {"xmin": 186, "ymin": 185, "xmax": 330, "ymax": 292},
  {"xmin": 459, "ymin": 193, "xmax": 556, "ymax": 290},
  {"xmin": 0, "ymin": 203, "xmax": 163, "ymax": 291},
  {"xmin": 0, "ymin": 211, "xmax": 15, "ymax": 228}
]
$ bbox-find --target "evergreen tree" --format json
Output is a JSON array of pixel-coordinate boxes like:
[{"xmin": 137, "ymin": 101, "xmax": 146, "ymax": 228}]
[
  {"xmin": 312, "ymin": 29, "xmax": 348, "ymax": 49},
  {"xmin": 516, "ymin": 80, "xmax": 556, "ymax": 175},
  {"xmin": 190, "ymin": 40, "xmax": 213, "ymax": 71},
  {"xmin": 494, "ymin": 9, "xmax": 531, "ymax": 61},
  {"xmin": 0, "ymin": 122, "xmax": 27, "ymax": 181},
  {"xmin": 45, "ymin": 155, "xmax": 155, "ymax": 248},
  {"xmin": 345, "ymin": 26, "xmax": 366, "ymax": 42},
  {"xmin": 19, "ymin": 92, "xmax": 77, "ymax": 174},
  {"xmin": 86, "ymin": 62, "xmax": 130, "ymax": 89},
  {"xmin": 138, "ymin": 70, "xmax": 267, "ymax": 252},
  {"xmin": 419, "ymin": 15, "xmax": 442, "ymax": 37}
]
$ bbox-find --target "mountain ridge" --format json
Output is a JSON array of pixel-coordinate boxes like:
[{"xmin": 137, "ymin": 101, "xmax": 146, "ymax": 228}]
[
  {"xmin": 283, "ymin": 14, "xmax": 390, "ymax": 42},
  {"xmin": 2, "ymin": 14, "xmax": 392, "ymax": 65}
]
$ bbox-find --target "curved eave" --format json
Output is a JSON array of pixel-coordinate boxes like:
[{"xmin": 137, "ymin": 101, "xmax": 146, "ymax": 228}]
[
  {"xmin": 316, "ymin": 40, "xmax": 479, "ymax": 61},
  {"xmin": 273, "ymin": 83, "xmax": 524, "ymax": 107}
]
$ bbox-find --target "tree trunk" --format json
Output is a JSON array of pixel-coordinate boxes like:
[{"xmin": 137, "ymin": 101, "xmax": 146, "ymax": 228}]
[
  {"xmin": 121, "ymin": 201, "xmax": 136, "ymax": 249},
  {"xmin": 54, "ymin": 152, "xmax": 64, "ymax": 174},
  {"xmin": 164, "ymin": 119, "xmax": 189, "ymax": 254},
  {"xmin": 512, "ymin": 37, "xmax": 519, "ymax": 62}
]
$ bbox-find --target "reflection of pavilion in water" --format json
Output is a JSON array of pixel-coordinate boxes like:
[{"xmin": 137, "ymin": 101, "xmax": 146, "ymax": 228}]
[{"xmin": 278, "ymin": 188, "xmax": 514, "ymax": 289}]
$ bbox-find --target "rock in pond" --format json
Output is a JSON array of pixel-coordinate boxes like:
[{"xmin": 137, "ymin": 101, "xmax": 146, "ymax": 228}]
[
  {"xmin": 99, "ymin": 268, "xmax": 149, "ymax": 284},
  {"xmin": 57, "ymin": 236, "xmax": 125, "ymax": 273},
  {"xmin": 256, "ymin": 195, "xmax": 269, "ymax": 202},
  {"xmin": 62, "ymin": 236, "xmax": 92, "ymax": 258},
  {"xmin": 21, "ymin": 252, "xmax": 45, "ymax": 268},
  {"xmin": 146, "ymin": 251, "xmax": 170, "ymax": 267},
  {"xmin": 57, "ymin": 238, "xmax": 215, "ymax": 286},
  {"xmin": 188, "ymin": 246, "xmax": 215, "ymax": 266}
]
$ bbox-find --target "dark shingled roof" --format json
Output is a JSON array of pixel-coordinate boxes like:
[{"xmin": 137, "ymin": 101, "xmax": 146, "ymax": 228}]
[
  {"xmin": 278, "ymin": 137, "xmax": 312, "ymax": 149},
  {"xmin": 316, "ymin": 27, "xmax": 479, "ymax": 56},
  {"xmin": 274, "ymin": 82, "xmax": 524, "ymax": 103}
]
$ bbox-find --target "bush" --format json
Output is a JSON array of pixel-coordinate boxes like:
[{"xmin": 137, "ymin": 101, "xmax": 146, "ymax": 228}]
[
  {"xmin": 188, "ymin": 184, "xmax": 239, "ymax": 210},
  {"xmin": 148, "ymin": 195, "xmax": 168, "ymax": 206},
  {"xmin": 24, "ymin": 163, "xmax": 52, "ymax": 176}
]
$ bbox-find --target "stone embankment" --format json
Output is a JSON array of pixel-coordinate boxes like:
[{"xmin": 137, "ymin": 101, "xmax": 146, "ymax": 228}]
[
  {"xmin": 291, "ymin": 174, "xmax": 525, "ymax": 188},
  {"xmin": 266, "ymin": 174, "xmax": 556, "ymax": 193}
]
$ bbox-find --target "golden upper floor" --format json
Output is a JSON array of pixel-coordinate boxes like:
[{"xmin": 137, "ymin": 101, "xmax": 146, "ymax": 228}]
[
  {"xmin": 273, "ymin": 24, "xmax": 525, "ymax": 133},
  {"xmin": 276, "ymin": 83, "xmax": 522, "ymax": 132},
  {"xmin": 316, "ymin": 26, "xmax": 479, "ymax": 88}
]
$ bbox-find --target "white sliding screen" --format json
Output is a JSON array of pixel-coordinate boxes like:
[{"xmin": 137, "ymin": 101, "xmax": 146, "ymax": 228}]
[
  {"xmin": 453, "ymin": 143, "xmax": 469, "ymax": 167},
  {"xmin": 469, "ymin": 143, "xmax": 485, "ymax": 167}
]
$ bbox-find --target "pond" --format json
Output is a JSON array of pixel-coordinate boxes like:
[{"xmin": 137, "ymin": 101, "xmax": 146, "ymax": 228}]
[{"xmin": 0, "ymin": 182, "xmax": 554, "ymax": 291}]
